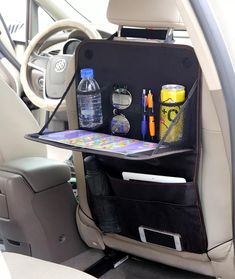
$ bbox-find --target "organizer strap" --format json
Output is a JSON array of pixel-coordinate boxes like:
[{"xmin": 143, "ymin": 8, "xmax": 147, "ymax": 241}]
[
  {"xmin": 107, "ymin": 28, "xmax": 167, "ymax": 41},
  {"xmin": 38, "ymin": 64, "xmax": 80, "ymax": 135}
]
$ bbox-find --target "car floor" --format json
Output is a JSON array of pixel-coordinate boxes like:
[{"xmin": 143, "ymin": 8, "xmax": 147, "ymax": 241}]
[
  {"xmin": 0, "ymin": 242, "xmax": 5, "ymax": 252},
  {"xmin": 62, "ymin": 249, "xmax": 104, "ymax": 271},
  {"xmin": 63, "ymin": 248, "xmax": 214, "ymax": 279},
  {"xmin": 99, "ymin": 257, "xmax": 214, "ymax": 279}
]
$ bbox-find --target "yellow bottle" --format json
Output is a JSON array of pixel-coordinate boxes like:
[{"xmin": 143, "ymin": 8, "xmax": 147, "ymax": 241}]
[{"xmin": 160, "ymin": 84, "xmax": 185, "ymax": 143}]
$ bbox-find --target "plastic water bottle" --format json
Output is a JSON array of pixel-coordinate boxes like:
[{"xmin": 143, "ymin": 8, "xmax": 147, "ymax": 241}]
[
  {"xmin": 84, "ymin": 156, "xmax": 121, "ymax": 233},
  {"xmin": 77, "ymin": 68, "xmax": 103, "ymax": 129}
]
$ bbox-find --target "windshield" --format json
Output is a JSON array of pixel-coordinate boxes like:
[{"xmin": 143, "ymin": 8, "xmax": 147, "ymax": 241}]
[
  {"xmin": 0, "ymin": 0, "xmax": 26, "ymax": 41},
  {"xmin": 65, "ymin": 0, "xmax": 117, "ymax": 33},
  {"xmin": 208, "ymin": 0, "xmax": 235, "ymax": 71}
]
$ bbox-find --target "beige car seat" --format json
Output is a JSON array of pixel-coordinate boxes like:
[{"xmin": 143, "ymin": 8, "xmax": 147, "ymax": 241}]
[
  {"xmin": 69, "ymin": 0, "xmax": 234, "ymax": 278},
  {"xmin": 1, "ymin": 251, "xmax": 96, "ymax": 279},
  {"xmin": 0, "ymin": 78, "xmax": 46, "ymax": 164}
]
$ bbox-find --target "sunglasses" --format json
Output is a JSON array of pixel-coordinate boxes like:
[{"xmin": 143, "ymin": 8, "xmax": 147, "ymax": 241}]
[{"xmin": 110, "ymin": 86, "xmax": 132, "ymax": 135}]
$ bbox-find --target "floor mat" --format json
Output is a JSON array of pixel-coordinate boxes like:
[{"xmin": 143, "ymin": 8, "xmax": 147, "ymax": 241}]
[
  {"xmin": 0, "ymin": 239, "xmax": 5, "ymax": 252},
  {"xmin": 100, "ymin": 257, "xmax": 214, "ymax": 279},
  {"xmin": 62, "ymin": 248, "xmax": 104, "ymax": 271}
]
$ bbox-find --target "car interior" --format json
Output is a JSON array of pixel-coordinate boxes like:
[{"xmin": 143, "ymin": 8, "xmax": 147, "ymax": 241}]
[{"xmin": 0, "ymin": 0, "xmax": 234, "ymax": 278}]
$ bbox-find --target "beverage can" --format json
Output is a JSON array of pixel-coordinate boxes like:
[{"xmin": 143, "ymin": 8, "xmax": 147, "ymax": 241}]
[{"xmin": 160, "ymin": 84, "xmax": 185, "ymax": 143}]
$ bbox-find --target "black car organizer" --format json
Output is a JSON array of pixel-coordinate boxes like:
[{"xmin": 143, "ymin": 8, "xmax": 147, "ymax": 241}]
[{"xmin": 26, "ymin": 39, "xmax": 208, "ymax": 254}]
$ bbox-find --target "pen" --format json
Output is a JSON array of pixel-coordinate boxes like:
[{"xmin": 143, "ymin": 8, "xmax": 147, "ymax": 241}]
[
  {"xmin": 147, "ymin": 90, "xmax": 155, "ymax": 140},
  {"xmin": 149, "ymin": 115, "xmax": 155, "ymax": 140},
  {"xmin": 141, "ymin": 89, "xmax": 147, "ymax": 140},
  {"xmin": 141, "ymin": 115, "xmax": 147, "ymax": 140},
  {"xmin": 147, "ymin": 90, "xmax": 154, "ymax": 113},
  {"xmin": 142, "ymin": 89, "xmax": 147, "ymax": 112}
]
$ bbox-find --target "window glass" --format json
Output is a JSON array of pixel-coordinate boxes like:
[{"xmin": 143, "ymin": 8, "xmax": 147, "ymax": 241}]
[
  {"xmin": 0, "ymin": 0, "xmax": 26, "ymax": 42},
  {"xmin": 38, "ymin": 6, "xmax": 54, "ymax": 32},
  {"xmin": 66, "ymin": 0, "xmax": 117, "ymax": 33}
]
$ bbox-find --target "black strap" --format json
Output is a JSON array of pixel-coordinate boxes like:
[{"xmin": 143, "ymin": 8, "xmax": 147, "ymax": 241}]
[
  {"xmin": 107, "ymin": 28, "xmax": 168, "ymax": 41},
  {"xmin": 107, "ymin": 32, "xmax": 117, "ymax": 41},
  {"xmin": 38, "ymin": 64, "xmax": 79, "ymax": 135}
]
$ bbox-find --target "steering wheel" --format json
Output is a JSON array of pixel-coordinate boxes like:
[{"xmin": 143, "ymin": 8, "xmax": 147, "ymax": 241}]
[{"xmin": 20, "ymin": 19, "xmax": 102, "ymax": 111}]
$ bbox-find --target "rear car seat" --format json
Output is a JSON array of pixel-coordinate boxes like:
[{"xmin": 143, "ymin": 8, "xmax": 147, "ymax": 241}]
[{"xmin": 1, "ymin": 252, "xmax": 96, "ymax": 279}]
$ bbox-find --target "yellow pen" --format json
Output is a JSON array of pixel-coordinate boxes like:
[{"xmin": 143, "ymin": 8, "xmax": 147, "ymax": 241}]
[
  {"xmin": 147, "ymin": 90, "xmax": 154, "ymax": 113},
  {"xmin": 149, "ymin": 115, "xmax": 155, "ymax": 140}
]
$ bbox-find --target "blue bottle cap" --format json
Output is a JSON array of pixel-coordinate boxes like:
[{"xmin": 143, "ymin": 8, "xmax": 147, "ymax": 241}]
[{"xmin": 80, "ymin": 68, "xmax": 94, "ymax": 78}]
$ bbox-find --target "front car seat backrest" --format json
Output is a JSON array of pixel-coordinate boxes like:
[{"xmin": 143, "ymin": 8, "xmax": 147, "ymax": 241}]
[{"xmin": 0, "ymin": 79, "xmax": 47, "ymax": 164}]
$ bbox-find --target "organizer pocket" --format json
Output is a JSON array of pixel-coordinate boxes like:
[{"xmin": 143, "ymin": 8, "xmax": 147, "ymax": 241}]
[
  {"xmin": 95, "ymin": 176, "xmax": 208, "ymax": 254},
  {"xmin": 108, "ymin": 175, "xmax": 195, "ymax": 205},
  {"xmin": 116, "ymin": 197, "xmax": 206, "ymax": 253}
]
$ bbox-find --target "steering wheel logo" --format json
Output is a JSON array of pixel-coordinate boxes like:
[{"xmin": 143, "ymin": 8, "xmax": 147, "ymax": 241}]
[{"xmin": 55, "ymin": 59, "xmax": 67, "ymax": 72}]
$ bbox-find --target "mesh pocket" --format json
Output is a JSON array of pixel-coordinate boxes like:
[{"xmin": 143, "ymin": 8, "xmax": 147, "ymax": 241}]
[{"xmin": 153, "ymin": 80, "xmax": 198, "ymax": 155}]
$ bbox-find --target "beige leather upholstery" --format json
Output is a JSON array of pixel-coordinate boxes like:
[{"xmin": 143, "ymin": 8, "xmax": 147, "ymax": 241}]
[
  {"xmin": 0, "ymin": 60, "xmax": 17, "ymax": 92},
  {"xmin": 2, "ymin": 252, "xmax": 96, "ymax": 279},
  {"xmin": 1, "ymin": 157, "xmax": 70, "ymax": 192},
  {"xmin": 199, "ymin": 79, "xmax": 232, "ymax": 251},
  {"xmin": 0, "ymin": 157, "xmax": 85, "ymax": 262},
  {"xmin": 0, "ymin": 79, "xmax": 47, "ymax": 164},
  {"xmin": 107, "ymin": 0, "xmax": 185, "ymax": 29}
]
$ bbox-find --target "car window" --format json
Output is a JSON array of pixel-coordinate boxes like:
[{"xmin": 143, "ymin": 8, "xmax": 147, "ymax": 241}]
[
  {"xmin": 38, "ymin": 6, "xmax": 54, "ymax": 32},
  {"xmin": 0, "ymin": 0, "xmax": 26, "ymax": 42},
  {"xmin": 66, "ymin": 0, "xmax": 117, "ymax": 33},
  {"xmin": 0, "ymin": 0, "xmax": 54, "ymax": 42}
]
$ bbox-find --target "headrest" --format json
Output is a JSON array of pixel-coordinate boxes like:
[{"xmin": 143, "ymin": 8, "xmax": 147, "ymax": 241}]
[{"xmin": 107, "ymin": 0, "xmax": 185, "ymax": 30}]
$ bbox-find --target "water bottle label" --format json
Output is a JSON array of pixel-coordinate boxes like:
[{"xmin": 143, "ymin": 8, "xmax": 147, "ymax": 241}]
[{"xmin": 81, "ymin": 109, "xmax": 94, "ymax": 117}]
